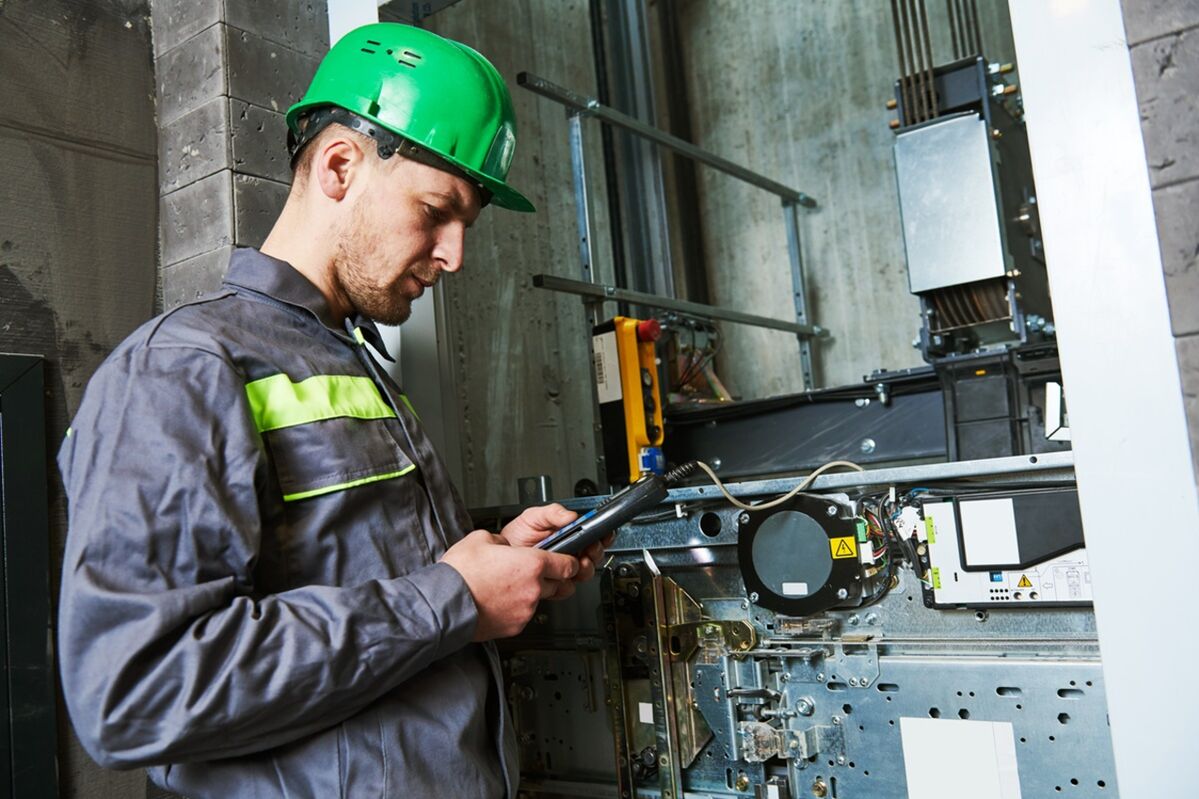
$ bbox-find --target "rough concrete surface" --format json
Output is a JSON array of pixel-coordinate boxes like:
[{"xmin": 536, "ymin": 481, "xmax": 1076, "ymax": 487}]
[
  {"xmin": 1, "ymin": 1, "xmax": 158, "ymax": 797},
  {"xmin": 161, "ymin": 245, "xmax": 233, "ymax": 311},
  {"xmin": 159, "ymin": 95, "xmax": 230, "ymax": 193},
  {"xmin": 427, "ymin": 0, "xmax": 614, "ymax": 506},
  {"xmin": 160, "ymin": 169, "xmax": 234, "ymax": 266},
  {"xmin": 229, "ymin": 98, "xmax": 292, "ymax": 183},
  {"xmin": 675, "ymin": 0, "xmax": 1016, "ymax": 396},
  {"xmin": 1130, "ymin": 27, "xmax": 1199, "ymax": 190},
  {"xmin": 1177, "ymin": 333, "xmax": 1199, "ymax": 484},
  {"xmin": 1151, "ymin": 178, "xmax": 1199, "ymax": 337},
  {"xmin": 155, "ymin": 21, "xmax": 226, "ymax": 126},
  {"xmin": 1121, "ymin": 0, "xmax": 1199, "ymax": 46},
  {"xmin": 233, "ymin": 172, "xmax": 290, "ymax": 248},
  {"xmin": 225, "ymin": 24, "xmax": 320, "ymax": 114},
  {"xmin": 149, "ymin": 0, "xmax": 220, "ymax": 56}
]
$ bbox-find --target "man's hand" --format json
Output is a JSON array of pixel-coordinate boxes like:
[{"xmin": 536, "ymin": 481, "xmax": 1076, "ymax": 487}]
[
  {"xmin": 440, "ymin": 530, "xmax": 580, "ymax": 641},
  {"xmin": 500, "ymin": 503, "xmax": 613, "ymax": 585}
]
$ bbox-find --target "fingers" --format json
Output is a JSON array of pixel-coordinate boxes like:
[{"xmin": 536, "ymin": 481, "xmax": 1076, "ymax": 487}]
[
  {"xmin": 521, "ymin": 503, "xmax": 578, "ymax": 530},
  {"xmin": 538, "ymin": 550, "xmax": 580, "ymax": 582}
]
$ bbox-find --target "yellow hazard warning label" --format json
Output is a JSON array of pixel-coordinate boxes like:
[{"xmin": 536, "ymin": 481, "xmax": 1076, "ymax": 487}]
[
  {"xmin": 1017, "ymin": 574, "xmax": 1033, "ymax": 588},
  {"xmin": 829, "ymin": 536, "xmax": 857, "ymax": 559}
]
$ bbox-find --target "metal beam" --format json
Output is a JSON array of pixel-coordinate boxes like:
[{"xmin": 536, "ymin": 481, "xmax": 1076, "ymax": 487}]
[
  {"xmin": 517, "ymin": 72, "xmax": 818, "ymax": 208},
  {"xmin": 532, "ymin": 274, "xmax": 830, "ymax": 338}
]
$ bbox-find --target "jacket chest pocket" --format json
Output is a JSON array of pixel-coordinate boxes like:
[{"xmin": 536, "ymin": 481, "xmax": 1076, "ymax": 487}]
[{"xmin": 246, "ymin": 373, "xmax": 415, "ymax": 502}]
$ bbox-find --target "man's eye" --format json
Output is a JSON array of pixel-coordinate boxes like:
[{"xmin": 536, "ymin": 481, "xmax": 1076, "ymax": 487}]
[{"xmin": 424, "ymin": 204, "xmax": 447, "ymax": 223}]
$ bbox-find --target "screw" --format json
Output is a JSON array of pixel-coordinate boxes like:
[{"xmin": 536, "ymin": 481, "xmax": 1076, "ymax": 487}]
[
  {"xmin": 848, "ymin": 614, "xmax": 860, "ymax": 626},
  {"xmin": 739, "ymin": 512, "xmax": 751, "ymax": 525},
  {"xmin": 735, "ymin": 773, "xmax": 750, "ymax": 792},
  {"xmin": 849, "ymin": 678, "xmax": 859, "ymax": 687},
  {"xmin": 816, "ymin": 673, "xmax": 826, "ymax": 682},
  {"xmin": 812, "ymin": 779, "xmax": 828, "ymax": 798},
  {"xmin": 832, "ymin": 715, "xmax": 841, "ymax": 725},
  {"xmin": 711, "ymin": 457, "xmax": 723, "ymax": 470},
  {"xmin": 859, "ymin": 437, "xmax": 876, "ymax": 454},
  {"xmin": 826, "ymin": 504, "xmax": 838, "ymax": 517},
  {"xmin": 837, "ymin": 754, "xmax": 847, "ymax": 765},
  {"xmin": 749, "ymin": 592, "xmax": 760, "ymax": 603},
  {"xmin": 797, "ymin": 697, "xmax": 815, "ymax": 716},
  {"xmin": 658, "ymin": 754, "xmax": 669, "ymax": 767},
  {"xmin": 865, "ymin": 612, "xmax": 880, "ymax": 626},
  {"xmin": 836, "ymin": 588, "xmax": 849, "ymax": 600},
  {"xmin": 741, "ymin": 599, "xmax": 750, "ymax": 609}
]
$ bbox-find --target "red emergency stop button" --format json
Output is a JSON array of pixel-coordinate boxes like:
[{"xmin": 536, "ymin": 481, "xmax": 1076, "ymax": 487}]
[{"xmin": 636, "ymin": 319, "xmax": 662, "ymax": 342}]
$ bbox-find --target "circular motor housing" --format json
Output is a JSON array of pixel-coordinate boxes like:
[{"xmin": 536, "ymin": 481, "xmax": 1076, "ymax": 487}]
[{"xmin": 738, "ymin": 495, "xmax": 862, "ymax": 616}]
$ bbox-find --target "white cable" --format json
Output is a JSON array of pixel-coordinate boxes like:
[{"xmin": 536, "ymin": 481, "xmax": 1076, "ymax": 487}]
[{"xmin": 694, "ymin": 459, "xmax": 865, "ymax": 512}]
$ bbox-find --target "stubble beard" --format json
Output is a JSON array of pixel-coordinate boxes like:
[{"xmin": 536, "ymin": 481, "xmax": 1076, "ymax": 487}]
[{"xmin": 332, "ymin": 200, "xmax": 414, "ymax": 326}]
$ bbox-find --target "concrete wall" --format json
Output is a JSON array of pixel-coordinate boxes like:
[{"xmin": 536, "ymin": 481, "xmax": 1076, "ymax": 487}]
[
  {"xmin": 0, "ymin": 1, "xmax": 158, "ymax": 797},
  {"xmin": 1120, "ymin": 0, "xmax": 1199, "ymax": 484},
  {"xmin": 425, "ymin": 0, "xmax": 615, "ymax": 507},
  {"xmin": 674, "ymin": 0, "xmax": 1016, "ymax": 396},
  {"xmin": 151, "ymin": 0, "xmax": 326, "ymax": 309}
]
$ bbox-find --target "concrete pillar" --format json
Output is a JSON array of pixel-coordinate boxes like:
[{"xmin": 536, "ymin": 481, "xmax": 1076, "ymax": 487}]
[
  {"xmin": 150, "ymin": 0, "xmax": 328, "ymax": 311},
  {"xmin": 1120, "ymin": 0, "xmax": 1199, "ymax": 486}
]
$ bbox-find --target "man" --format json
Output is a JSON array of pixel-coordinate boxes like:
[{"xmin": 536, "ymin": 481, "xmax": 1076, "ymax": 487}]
[{"xmin": 57, "ymin": 22, "xmax": 604, "ymax": 798}]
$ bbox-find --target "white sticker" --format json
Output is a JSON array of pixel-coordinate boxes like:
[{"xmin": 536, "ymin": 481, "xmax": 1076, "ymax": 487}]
[
  {"xmin": 782, "ymin": 582, "xmax": 810, "ymax": 596},
  {"xmin": 593, "ymin": 331, "xmax": 622, "ymax": 405},
  {"xmin": 638, "ymin": 702, "xmax": 654, "ymax": 724},
  {"xmin": 900, "ymin": 717, "xmax": 1022, "ymax": 799},
  {"xmin": 766, "ymin": 785, "xmax": 781, "ymax": 799}
]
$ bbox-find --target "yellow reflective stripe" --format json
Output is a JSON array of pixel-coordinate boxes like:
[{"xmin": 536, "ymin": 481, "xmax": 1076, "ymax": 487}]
[
  {"xmin": 245, "ymin": 374, "xmax": 395, "ymax": 433},
  {"xmin": 282, "ymin": 464, "xmax": 415, "ymax": 502},
  {"xmin": 352, "ymin": 326, "xmax": 367, "ymax": 344},
  {"xmin": 399, "ymin": 394, "xmax": 419, "ymax": 421}
]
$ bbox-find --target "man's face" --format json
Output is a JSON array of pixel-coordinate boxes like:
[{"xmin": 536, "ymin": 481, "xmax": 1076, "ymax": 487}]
[{"xmin": 332, "ymin": 155, "xmax": 482, "ymax": 325}]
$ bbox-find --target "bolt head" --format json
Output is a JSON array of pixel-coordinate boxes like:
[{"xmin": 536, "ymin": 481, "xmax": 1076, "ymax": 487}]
[
  {"xmin": 816, "ymin": 673, "xmax": 826, "ymax": 682},
  {"xmin": 859, "ymin": 437, "xmax": 876, "ymax": 454},
  {"xmin": 711, "ymin": 457, "xmax": 723, "ymax": 470},
  {"xmin": 837, "ymin": 755, "xmax": 847, "ymax": 765},
  {"xmin": 826, "ymin": 504, "xmax": 838, "ymax": 516},
  {"xmin": 749, "ymin": 591, "xmax": 760, "ymax": 603},
  {"xmin": 865, "ymin": 613, "xmax": 880, "ymax": 625},
  {"xmin": 832, "ymin": 715, "xmax": 841, "ymax": 725},
  {"xmin": 739, "ymin": 512, "xmax": 751, "ymax": 525},
  {"xmin": 848, "ymin": 614, "xmax": 860, "ymax": 626},
  {"xmin": 849, "ymin": 678, "xmax": 859, "ymax": 687},
  {"xmin": 836, "ymin": 588, "xmax": 849, "ymax": 600}
]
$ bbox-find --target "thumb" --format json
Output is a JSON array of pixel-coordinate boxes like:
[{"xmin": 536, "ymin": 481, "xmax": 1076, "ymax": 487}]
[
  {"xmin": 524, "ymin": 503, "xmax": 578, "ymax": 529},
  {"xmin": 539, "ymin": 550, "xmax": 580, "ymax": 581}
]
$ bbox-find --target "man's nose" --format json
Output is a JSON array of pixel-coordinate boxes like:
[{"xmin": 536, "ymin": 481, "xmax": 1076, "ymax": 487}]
[{"xmin": 434, "ymin": 223, "xmax": 466, "ymax": 273}]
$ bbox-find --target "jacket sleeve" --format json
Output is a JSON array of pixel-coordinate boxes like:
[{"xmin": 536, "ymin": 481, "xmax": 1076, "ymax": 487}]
[{"xmin": 56, "ymin": 344, "xmax": 478, "ymax": 769}]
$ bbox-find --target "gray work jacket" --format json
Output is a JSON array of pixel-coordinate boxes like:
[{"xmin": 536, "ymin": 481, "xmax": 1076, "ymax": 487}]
[{"xmin": 57, "ymin": 248, "xmax": 517, "ymax": 798}]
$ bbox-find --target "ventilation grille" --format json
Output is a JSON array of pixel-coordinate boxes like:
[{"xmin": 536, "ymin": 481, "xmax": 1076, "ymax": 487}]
[{"xmin": 927, "ymin": 278, "xmax": 1010, "ymax": 333}]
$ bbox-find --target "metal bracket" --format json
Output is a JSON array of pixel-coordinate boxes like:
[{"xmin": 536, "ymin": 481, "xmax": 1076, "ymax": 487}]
[{"xmin": 739, "ymin": 721, "xmax": 844, "ymax": 763}]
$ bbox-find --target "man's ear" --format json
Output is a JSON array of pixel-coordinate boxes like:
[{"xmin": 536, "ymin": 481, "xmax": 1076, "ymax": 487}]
[{"xmin": 314, "ymin": 136, "xmax": 364, "ymax": 201}]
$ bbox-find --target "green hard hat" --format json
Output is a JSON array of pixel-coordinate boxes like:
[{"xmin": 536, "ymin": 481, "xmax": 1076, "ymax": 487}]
[{"xmin": 287, "ymin": 22, "xmax": 534, "ymax": 213}]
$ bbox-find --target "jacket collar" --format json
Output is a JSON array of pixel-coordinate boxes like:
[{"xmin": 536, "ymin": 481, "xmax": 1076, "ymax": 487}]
[{"xmin": 223, "ymin": 247, "xmax": 394, "ymax": 362}]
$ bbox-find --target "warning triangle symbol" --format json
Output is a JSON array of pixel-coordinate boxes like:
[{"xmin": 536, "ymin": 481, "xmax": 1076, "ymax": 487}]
[
  {"xmin": 834, "ymin": 539, "xmax": 854, "ymax": 557},
  {"xmin": 1017, "ymin": 574, "xmax": 1033, "ymax": 588}
]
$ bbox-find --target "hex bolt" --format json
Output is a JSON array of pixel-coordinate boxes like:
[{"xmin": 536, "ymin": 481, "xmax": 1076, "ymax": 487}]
[
  {"xmin": 797, "ymin": 697, "xmax": 815, "ymax": 716},
  {"xmin": 826, "ymin": 504, "xmax": 838, "ymax": 517},
  {"xmin": 749, "ymin": 591, "xmax": 760, "ymax": 603},
  {"xmin": 836, "ymin": 588, "xmax": 849, "ymax": 600},
  {"xmin": 848, "ymin": 614, "xmax": 860, "ymax": 626}
]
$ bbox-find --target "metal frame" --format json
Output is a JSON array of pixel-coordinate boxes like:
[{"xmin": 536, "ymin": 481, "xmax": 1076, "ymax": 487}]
[
  {"xmin": 518, "ymin": 72, "xmax": 825, "ymax": 389},
  {"xmin": 0, "ymin": 355, "xmax": 58, "ymax": 798}
]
